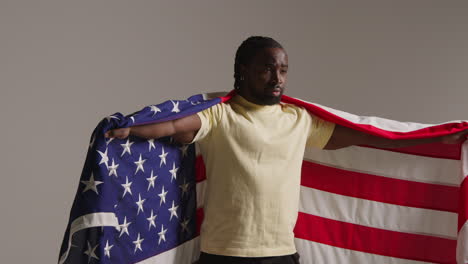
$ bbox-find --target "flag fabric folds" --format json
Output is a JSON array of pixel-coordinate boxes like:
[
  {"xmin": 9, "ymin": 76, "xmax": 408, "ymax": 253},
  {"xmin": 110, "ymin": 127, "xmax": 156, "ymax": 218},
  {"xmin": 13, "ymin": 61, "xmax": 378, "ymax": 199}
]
[{"xmin": 59, "ymin": 91, "xmax": 468, "ymax": 264}]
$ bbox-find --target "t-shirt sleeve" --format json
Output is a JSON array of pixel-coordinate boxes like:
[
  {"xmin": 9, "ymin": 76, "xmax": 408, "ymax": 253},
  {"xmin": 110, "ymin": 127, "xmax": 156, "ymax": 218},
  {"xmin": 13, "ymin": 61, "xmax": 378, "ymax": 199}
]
[
  {"xmin": 189, "ymin": 103, "xmax": 224, "ymax": 143},
  {"xmin": 306, "ymin": 114, "xmax": 336, "ymax": 149}
]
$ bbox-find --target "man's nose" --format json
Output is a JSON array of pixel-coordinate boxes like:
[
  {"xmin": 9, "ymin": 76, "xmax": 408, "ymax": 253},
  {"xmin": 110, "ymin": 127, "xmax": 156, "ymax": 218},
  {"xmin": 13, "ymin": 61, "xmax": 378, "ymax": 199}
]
[{"xmin": 272, "ymin": 70, "xmax": 283, "ymax": 84}]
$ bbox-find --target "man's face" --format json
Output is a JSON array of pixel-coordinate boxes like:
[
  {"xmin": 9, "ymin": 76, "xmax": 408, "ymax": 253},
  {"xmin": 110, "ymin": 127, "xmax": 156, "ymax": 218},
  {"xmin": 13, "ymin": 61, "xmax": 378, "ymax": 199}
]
[{"xmin": 240, "ymin": 47, "xmax": 289, "ymax": 105}]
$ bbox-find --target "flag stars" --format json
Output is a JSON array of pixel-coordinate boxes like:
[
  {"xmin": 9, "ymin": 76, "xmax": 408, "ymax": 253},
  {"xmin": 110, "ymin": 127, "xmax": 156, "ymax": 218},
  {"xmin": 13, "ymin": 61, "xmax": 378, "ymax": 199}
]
[
  {"xmin": 89, "ymin": 134, "xmax": 96, "ymax": 149},
  {"xmin": 130, "ymin": 114, "xmax": 138, "ymax": 123},
  {"xmin": 168, "ymin": 200, "xmax": 179, "ymax": 221},
  {"xmin": 158, "ymin": 186, "xmax": 168, "ymax": 205},
  {"xmin": 108, "ymin": 158, "xmax": 119, "ymax": 177},
  {"xmin": 136, "ymin": 193, "xmax": 146, "ymax": 215},
  {"xmin": 148, "ymin": 139, "xmax": 156, "ymax": 152},
  {"xmin": 105, "ymin": 115, "xmax": 120, "ymax": 123},
  {"xmin": 169, "ymin": 163, "xmax": 179, "ymax": 182},
  {"xmin": 146, "ymin": 170, "xmax": 157, "ymax": 191},
  {"xmin": 180, "ymin": 145, "xmax": 189, "ymax": 157},
  {"xmin": 97, "ymin": 148, "xmax": 109, "ymax": 168},
  {"xmin": 149, "ymin": 105, "xmax": 162, "ymax": 116},
  {"xmin": 158, "ymin": 225, "xmax": 167, "ymax": 245},
  {"xmin": 119, "ymin": 216, "xmax": 131, "ymax": 237},
  {"xmin": 83, "ymin": 241, "xmax": 99, "ymax": 263},
  {"xmin": 180, "ymin": 218, "xmax": 190, "ymax": 233},
  {"xmin": 81, "ymin": 172, "xmax": 103, "ymax": 195},
  {"xmin": 147, "ymin": 209, "xmax": 157, "ymax": 230},
  {"xmin": 159, "ymin": 147, "xmax": 168, "ymax": 167},
  {"xmin": 105, "ymin": 137, "xmax": 114, "ymax": 146},
  {"xmin": 104, "ymin": 240, "xmax": 113, "ymax": 258},
  {"xmin": 134, "ymin": 154, "xmax": 146, "ymax": 174},
  {"xmin": 121, "ymin": 176, "xmax": 133, "ymax": 198},
  {"xmin": 120, "ymin": 138, "xmax": 134, "ymax": 157},
  {"xmin": 179, "ymin": 178, "xmax": 190, "ymax": 197},
  {"xmin": 133, "ymin": 233, "xmax": 144, "ymax": 253},
  {"xmin": 171, "ymin": 100, "xmax": 180, "ymax": 113}
]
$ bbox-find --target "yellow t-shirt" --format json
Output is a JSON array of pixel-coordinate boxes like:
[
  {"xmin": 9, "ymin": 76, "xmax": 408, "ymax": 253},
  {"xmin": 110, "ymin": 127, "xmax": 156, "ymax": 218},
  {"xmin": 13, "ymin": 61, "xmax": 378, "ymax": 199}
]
[{"xmin": 192, "ymin": 94, "xmax": 335, "ymax": 257}]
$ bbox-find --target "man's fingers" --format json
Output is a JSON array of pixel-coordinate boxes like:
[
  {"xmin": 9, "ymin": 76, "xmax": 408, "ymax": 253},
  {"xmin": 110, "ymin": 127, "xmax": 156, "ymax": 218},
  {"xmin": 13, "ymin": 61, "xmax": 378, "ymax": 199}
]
[{"xmin": 105, "ymin": 129, "xmax": 124, "ymax": 139}]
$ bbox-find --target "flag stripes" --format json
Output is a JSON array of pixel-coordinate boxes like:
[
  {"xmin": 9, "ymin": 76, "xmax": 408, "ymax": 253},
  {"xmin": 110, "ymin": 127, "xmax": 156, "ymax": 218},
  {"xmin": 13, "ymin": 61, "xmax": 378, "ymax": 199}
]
[
  {"xmin": 300, "ymin": 160, "xmax": 459, "ymax": 212},
  {"xmin": 294, "ymin": 212, "xmax": 457, "ymax": 264}
]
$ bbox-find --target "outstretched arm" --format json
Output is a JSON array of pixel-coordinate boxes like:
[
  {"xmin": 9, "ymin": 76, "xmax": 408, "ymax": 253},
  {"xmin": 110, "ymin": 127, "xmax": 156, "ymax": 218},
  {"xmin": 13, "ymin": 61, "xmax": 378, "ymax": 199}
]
[
  {"xmin": 324, "ymin": 124, "xmax": 468, "ymax": 150},
  {"xmin": 104, "ymin": 114, "xmax": 201, "ymax": 144}
]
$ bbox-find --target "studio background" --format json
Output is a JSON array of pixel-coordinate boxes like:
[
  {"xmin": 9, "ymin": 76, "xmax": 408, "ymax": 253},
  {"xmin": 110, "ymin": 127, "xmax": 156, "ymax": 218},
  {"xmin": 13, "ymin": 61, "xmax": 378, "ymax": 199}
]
[{"xmin": 1, "ymin": 1, "xmax": 467, "ymax": 263}]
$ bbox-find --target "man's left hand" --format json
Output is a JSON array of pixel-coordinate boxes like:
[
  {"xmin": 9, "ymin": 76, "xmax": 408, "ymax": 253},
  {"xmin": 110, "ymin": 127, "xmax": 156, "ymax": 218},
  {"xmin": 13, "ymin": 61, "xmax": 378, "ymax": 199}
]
[{"xmin": 440, "ymin": 130, "xmax": 468, "ymax": 144}]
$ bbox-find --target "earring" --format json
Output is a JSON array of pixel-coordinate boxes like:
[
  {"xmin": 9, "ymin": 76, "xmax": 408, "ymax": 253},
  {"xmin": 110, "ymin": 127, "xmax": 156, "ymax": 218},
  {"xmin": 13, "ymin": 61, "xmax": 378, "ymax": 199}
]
[{"xmin": 240, "ymin": 76, "xmax": 244, "ymax": 81}]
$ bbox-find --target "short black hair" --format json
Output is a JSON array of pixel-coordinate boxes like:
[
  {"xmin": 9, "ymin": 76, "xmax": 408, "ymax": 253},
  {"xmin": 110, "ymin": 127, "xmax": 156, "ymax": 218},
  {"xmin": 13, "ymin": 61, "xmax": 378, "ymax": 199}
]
[{"xmin": 234, "ymin": 36, "xmax": 284, "ymax": 90}]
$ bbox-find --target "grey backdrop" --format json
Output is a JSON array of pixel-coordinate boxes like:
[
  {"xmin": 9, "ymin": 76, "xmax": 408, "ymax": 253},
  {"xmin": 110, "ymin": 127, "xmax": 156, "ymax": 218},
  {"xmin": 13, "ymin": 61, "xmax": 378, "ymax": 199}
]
[{"xmin": 1, "ymin": 1, "xmax": 467, "ymax": 263}]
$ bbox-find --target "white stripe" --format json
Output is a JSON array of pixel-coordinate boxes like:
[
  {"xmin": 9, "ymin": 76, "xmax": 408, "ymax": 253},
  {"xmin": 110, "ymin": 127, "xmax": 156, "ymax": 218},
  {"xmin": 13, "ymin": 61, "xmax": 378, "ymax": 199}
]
[
  {"xmin": 136, "ymin": 236, "xmax": 200, "ymax": 264},
  {"xmin": 304, "ymin": 145, "xmax": 460, "ymax": 186},
  {"xmin": 196, "ymin": 180, "xmax": 206, "ymax": 208},
  {"xmin": 294, "ymin": 97, "xmax": 466, "ymax": 132},
  {"xmin": 294, "ymin": 237, "xmax": 436, "ymax": 264},
  {"xmin": 58, "ymin": 212, "xmax": 119, "ymax": 264},
  {"xmin": 299, "ymin": 186, "xmax": 458, "ymax": 239},
  {"xmin": 462, "ymin": 141, "xmax": 468, "ymax": 182},
  {"xmin": 457, "ymin": 221, "xmax": 468, "ymax": 264},
  {"xmin": 458, "ymin": 141, "xmax": 468, "ymax": 264}
]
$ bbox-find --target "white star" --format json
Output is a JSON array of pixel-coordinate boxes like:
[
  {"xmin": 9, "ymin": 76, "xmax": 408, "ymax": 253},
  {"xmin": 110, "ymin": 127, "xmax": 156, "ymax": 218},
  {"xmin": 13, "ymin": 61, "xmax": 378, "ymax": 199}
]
[
  {"xmin": 120, "ymin": 138, "xmax": 134, "ymax": 157},
  {"xmin": 104, "ymin": 240, "xmax": 113, "ymax": 258},
  {"xmin": 168, "ymin": 200, "xmax": 179, "ymax": 221},
  {"xmin": 121, "ymin": 176, "xmax": 133, "ymax": 198},
  {"xmin": 105, "ymin": 115, "xmax": 120, "ymax": 122},
  {"xmin": 88, "ymin": 134, "xmax": 96, "ymax": 149},
  {"xmin": 83, "ymin": 241, "xmax": 99, "ymax": 263},
  {"xmin": 97, "ymin": 148, "xmax": 109, "ymax": 168},
  {"xmin": 134, "ymin": 154, "xmax": 146, "ymax": 174},
  {"xmin": 169, "ymin": 163, "xmax": 179, "ymax": 182},
  {"xmin": 158, "ymin": 224, "xmax": 167, "ymax": 245},
  {"xmin": 147, "ymin": 209, "xmax": 157, "ymax": 230},
  {"xmin": 159, "ymin": 147, "xmax": 168, "ymax": 167},
  {"xmin": 106, "ymin": 137, "xmax": 114, "ymax": 145},
  {"xmin": 81, "ymin": 172, "xmax": 103, "ymax": 194},
  {"xmin": 179, "ymin": 178, "xmax": 190, "ymax": 197},
  {"xmin": 108, "ymin": 158, "xmax": 119, "ymax": 177},
  {"xmin": 180, "ymin": 218, "xmax": 190, "ymax": 233},
  {"xmin": 171, "ymin": 100, "xmax": 180, "ymax": 113},
  {"xmin": 148, "ymin": 139, "xmax": 156, "ymax": 151},
  {"xmin": 149, "ymin": 105, "xmax": 162, "ymax": 116},
  {"xmin": 146, "ymin": 170, "xmax": 157, "ymax": 191},
  {"xmin": 133, "ymin": 233, "xmax": 144, "ymax": 253},
  {"xmin": 180, "ymin": 145, "xmax": 189, "ymax": 157},
  {"xmin": 158, "ymin": 185, "xmax": 168, "ymax": 205},
  {"xmin": 136, "ymin": 193, "xmax": 146, "ymax": 215},
  {"xmin": 130, "ymin": 114, "xmax": 137, "ymax": 123},
  {"xmin": 119, "ymin": 216, "xmax": 131, "ymax": 237}
]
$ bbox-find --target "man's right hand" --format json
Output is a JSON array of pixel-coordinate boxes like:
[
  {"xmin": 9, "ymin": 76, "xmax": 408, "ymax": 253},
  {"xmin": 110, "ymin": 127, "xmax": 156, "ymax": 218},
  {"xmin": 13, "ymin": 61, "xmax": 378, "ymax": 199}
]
[{"xmin": 105, "ymin": 127, "xmax": 130, "ymax": 139}]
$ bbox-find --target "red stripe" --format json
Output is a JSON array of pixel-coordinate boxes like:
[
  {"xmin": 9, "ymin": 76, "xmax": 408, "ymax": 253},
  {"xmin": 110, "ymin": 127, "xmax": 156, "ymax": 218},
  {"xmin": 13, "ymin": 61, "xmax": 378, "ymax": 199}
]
[
  {"xmin": 459, "ymin": 177, "xmax": 468, "ymax": 231},
  {"xmin": 301, "ymin": 161, "xmax": 459, "ymax": 213},
  {"xmin": 280, "ymin": 94, "xmax": 468, "ymax": 140},
  {"xmin": 294, "ymin": 212, "xmax": 457, "ymax": 264},
  {"xmin": 195, "ymin": 156, "xmax": 206, "ymax": 182},
  {"xmin": 362, "ymin": 143, "xmax": 462, "ymax": 160}
]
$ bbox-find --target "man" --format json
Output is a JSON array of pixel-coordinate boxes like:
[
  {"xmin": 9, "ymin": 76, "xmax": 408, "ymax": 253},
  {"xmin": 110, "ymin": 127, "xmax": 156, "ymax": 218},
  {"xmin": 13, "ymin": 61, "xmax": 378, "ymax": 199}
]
[{"xmin": 105, "ymin": 36, "xmax": 467, "ymax": 264}]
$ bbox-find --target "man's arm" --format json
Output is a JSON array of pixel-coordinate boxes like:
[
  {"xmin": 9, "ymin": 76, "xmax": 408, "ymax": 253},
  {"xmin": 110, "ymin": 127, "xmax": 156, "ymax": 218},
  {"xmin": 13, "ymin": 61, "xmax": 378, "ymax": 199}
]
[
  {"xmin": 104, "ymin": 114, "xmax": 201, "ymax": 144},
  {"xmin": 324, "ymin": 124, "xmax": 468, "ymax": 150}
]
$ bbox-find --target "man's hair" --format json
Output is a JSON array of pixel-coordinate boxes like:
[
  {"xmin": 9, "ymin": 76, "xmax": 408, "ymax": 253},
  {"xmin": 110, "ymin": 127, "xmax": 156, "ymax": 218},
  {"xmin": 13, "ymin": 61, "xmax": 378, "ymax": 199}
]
[{"xmin": 234, "ymin": 36, "xmax": 284, "ymax": 90}]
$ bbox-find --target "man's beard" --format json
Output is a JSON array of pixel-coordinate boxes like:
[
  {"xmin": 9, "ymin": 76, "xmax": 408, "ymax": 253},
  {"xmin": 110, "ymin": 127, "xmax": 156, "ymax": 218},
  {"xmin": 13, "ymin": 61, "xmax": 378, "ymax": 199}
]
[{"xmin": 253, "ymin": 89, "xmax": 283, "ymax": 105}]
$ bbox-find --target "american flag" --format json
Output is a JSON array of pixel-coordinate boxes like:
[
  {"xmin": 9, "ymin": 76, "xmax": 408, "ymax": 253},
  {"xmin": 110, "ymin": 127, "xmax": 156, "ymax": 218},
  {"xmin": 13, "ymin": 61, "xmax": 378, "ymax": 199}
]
[{"xmin": 59, "ymin": 91, "xmax": 468, "ymax": 264}]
